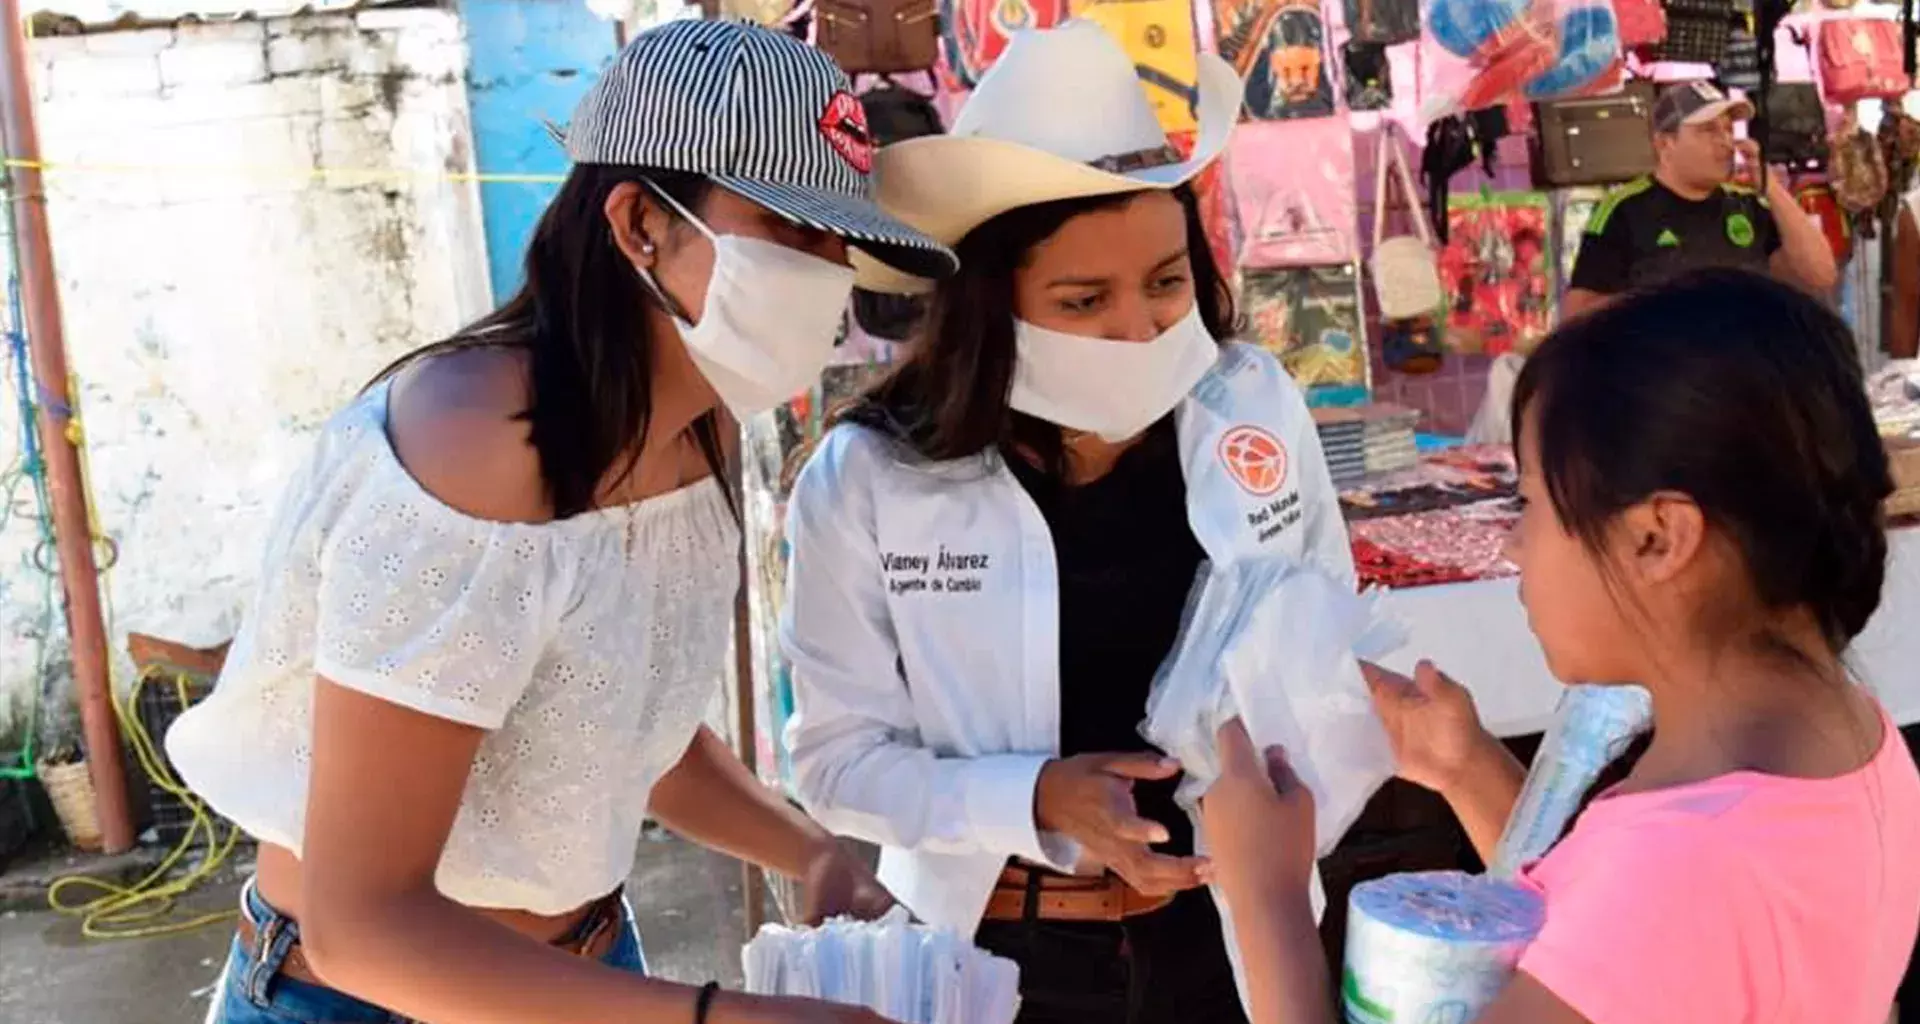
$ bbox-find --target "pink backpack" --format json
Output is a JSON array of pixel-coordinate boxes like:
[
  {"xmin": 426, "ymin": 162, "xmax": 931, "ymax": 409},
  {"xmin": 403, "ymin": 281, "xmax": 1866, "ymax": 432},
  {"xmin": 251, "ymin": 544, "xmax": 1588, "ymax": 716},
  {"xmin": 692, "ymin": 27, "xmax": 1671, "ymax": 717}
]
[
  {"xmin": 1228, "ymin": 118, "xmax": 1359, "ymax": 268},
  {"xmin": 1818, "ymin": 18, "xmax": 1911, "ymax": 104}
]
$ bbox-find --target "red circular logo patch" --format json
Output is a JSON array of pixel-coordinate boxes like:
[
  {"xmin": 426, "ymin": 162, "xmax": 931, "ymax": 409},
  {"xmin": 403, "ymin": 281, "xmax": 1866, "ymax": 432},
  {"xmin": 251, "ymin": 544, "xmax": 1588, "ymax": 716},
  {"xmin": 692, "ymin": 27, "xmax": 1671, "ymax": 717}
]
[
  {"xmin": 1218, "ymin": 424, "xmax": 1289, "ymax": 497},
  {"xmin": 818, "ymin": 91, "xmax": 875, "ymax": 174}
]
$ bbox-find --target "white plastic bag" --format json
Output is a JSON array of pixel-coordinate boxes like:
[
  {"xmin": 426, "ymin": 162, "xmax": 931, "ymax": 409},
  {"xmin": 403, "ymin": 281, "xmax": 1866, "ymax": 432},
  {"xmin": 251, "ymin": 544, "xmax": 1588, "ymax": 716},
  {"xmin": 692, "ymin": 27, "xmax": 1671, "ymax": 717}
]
[{"xmin": 1143, "ymin": 557, "xmax": 1405, "ymax": 855}]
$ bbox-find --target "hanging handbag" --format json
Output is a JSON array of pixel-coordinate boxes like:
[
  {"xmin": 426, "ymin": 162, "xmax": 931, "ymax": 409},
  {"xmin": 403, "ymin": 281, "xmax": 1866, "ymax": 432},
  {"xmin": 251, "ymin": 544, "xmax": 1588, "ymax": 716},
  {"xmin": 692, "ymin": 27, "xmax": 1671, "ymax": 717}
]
[
  {"xmin": 812, "ymin": 0, "xmax": 942, "ymax": 73},
  {"xmin": 1343, "ymin": 0, "xmax": 1419, "ymax": 45},
  {"xmin": 1231, "ymin": 0, "xmax": 1338, "ymax": 121},
  {"xmin": 1342, "ymin": 41, "xmax": 1393, "ymax": 111},
  {"xmin": 1762, "ymin": 82, "xmax": 1830, "ymax": 170},
  {"xmin": 1438, "ymin": 190, "xmax": 1554, "ymax": 357},
  {"xmin": 1531, "ymin": 82, "xmax": 1656, "ymax": 187},
  {"xmin": 1241, "ymin": 263, "xmax": 1369, "ymax": 390},
  {"xmin": 1655, "ymin": 0, "xmax": 1735, "ymax": 64},
  {"xmin": 1369, "ymin": 130, "xmax": 1444, "ymax": 322},
  {"xmin": 1818, "ymin": 18, "xmax": 1913, "ymax": 104},
  {"xmin": 1229, "ymin": 119, "xmax": 1358, "ymax": 267},
  {"xmin": 1380, "ymin": 317, "xmax": 1445, "ymax": 375}
]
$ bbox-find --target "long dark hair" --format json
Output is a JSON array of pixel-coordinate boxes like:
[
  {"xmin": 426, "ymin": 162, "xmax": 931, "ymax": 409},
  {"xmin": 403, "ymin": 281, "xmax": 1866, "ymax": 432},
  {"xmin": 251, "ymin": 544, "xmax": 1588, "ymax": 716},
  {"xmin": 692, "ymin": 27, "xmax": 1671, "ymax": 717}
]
[
  {"xmin": 833, "ymin": 185, "xmax": 1236, "ymax": 480},
  {"xmin": 1514, "ymin": 267, "xmax": 1893, "ymax": 656},
  {"xmin": 372, "ymin": 165, "xmax": 718, "ymax": 519}
]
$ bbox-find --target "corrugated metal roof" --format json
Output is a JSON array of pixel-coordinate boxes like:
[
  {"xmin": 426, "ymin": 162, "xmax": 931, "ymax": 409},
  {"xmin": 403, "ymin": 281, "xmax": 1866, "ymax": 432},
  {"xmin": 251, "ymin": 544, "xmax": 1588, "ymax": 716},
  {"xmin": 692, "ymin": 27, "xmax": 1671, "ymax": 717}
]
[{"xmin": 23, "ymin": 0, "xmax": 434, "ymax": 32}]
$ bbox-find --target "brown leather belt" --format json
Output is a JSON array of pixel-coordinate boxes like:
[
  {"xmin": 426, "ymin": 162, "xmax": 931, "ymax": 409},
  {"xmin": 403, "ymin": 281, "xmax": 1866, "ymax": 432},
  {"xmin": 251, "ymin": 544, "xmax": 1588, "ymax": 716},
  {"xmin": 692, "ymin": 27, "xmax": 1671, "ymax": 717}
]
[
  {"xmin": 981, "ymin": 863, "xmax": 1174, "ymax": 923},
  {"xmin": 233, "ymin": 887, "xmax": 626, "ymax": 989}
]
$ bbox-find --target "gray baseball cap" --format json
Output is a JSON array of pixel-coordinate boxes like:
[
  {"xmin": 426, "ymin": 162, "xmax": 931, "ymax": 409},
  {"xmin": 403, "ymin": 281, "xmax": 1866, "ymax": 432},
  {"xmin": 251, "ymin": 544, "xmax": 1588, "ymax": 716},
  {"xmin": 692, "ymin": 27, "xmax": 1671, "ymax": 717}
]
[{"xmin": 1653, "ymin": 81, "xmax": 1756, "ymax": 134}]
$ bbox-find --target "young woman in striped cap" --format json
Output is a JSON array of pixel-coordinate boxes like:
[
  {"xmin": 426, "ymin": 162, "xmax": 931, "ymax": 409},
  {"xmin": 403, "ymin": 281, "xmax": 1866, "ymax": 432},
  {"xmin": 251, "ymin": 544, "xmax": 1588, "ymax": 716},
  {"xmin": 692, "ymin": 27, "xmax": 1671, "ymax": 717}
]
[{"xmin": 166, "ymin": 19, "xmax": 950, "ymax": 1024}]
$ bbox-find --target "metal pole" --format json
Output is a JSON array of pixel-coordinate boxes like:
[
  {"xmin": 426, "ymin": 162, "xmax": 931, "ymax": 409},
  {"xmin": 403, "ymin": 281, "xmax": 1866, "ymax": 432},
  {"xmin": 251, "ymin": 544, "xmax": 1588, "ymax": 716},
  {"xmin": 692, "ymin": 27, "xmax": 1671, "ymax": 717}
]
[
  {"xmin": 0, "ymin": 0, "xmax": 135, "ymax": 853},
  {"xmin": 731, "ymin": 456, "xmax": 767, "ymax": 934}
]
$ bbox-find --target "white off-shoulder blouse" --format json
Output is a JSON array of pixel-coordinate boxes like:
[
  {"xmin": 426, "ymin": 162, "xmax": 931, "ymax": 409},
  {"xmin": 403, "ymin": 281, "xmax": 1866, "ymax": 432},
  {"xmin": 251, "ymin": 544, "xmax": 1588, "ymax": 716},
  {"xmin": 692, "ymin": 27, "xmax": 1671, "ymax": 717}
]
[{"xmin": 167, "ymin": 379, "xmax": 740, "ymax": 914}]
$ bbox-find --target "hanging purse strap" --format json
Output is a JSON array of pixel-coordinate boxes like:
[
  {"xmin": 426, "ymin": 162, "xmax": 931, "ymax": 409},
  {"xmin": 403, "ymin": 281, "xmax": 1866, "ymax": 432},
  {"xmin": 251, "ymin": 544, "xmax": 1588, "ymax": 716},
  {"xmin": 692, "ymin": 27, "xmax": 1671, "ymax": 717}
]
[{"xmin": 1372, "ymin": 128, "xmax": 1433, "ymax": 249}]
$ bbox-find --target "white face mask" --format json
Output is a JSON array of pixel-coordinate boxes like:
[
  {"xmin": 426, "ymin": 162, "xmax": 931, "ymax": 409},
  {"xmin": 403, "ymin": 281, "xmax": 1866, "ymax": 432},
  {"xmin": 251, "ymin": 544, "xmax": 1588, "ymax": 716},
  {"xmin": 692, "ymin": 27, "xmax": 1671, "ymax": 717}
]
[
  {"xmin": 640, "ymin": 185, "xmax": 857, "ymax": 418},
  {"xmin": 1008, "ymin": 305, "xmax": 1220, "ymax": 442}
]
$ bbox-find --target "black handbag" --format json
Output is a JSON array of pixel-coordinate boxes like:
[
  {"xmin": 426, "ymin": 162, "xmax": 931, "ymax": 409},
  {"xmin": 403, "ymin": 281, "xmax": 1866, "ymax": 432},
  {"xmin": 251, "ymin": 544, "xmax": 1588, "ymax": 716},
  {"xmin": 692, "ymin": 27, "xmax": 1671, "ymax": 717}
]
[
  {"xmin": 1760, "ymin": 82, "xmax": 1830, "ymax": 170},
  {"xmin": 1342, "ymin": 41, "xmax": 1392, "ymax": 111}
]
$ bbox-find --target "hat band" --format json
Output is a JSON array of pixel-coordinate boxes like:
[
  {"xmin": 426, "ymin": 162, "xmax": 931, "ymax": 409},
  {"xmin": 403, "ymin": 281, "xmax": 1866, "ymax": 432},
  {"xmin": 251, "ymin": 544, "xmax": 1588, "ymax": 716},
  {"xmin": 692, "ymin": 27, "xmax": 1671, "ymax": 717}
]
[{"xmin": 1089, "ymin": 144, "xmax": 1184, "ymax": 174}]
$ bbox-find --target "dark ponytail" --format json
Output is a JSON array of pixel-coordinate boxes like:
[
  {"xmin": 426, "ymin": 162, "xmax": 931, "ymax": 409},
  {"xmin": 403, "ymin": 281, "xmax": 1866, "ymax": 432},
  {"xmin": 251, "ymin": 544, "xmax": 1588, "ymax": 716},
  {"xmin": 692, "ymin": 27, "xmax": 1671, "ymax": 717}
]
[{"xmin": 1514, "ymin": 268, "xmax": 1893, "ymax": 655}]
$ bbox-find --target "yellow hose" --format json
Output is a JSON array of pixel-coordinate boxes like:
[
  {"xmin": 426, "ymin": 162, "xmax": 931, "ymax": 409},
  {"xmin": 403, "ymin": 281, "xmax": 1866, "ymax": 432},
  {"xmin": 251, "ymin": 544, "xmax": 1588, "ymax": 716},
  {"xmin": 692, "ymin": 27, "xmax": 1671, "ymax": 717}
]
[{"xmin": 45, "ymin": 665, "xmax": 240, "ymax": 939}]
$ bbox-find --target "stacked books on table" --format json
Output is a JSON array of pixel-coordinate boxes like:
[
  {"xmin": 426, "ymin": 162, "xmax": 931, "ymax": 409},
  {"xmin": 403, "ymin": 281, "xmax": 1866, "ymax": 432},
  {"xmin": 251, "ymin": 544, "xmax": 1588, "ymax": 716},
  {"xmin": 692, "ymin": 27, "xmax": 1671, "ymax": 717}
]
[
  {"xmin": 1362, "ymin": 404, "xmax": 1420, "ymax": 477},
  {"xmin": 1316, "ymin": 404, "xmax": 1421, "ymax": 486},
  {"xmin": 1314, "ymin": 407, "xmax": 1369, "ymax": 487},
  {"xmin": 742, "ymin": 908, "xmax": 1021, "ymax": 1024}
]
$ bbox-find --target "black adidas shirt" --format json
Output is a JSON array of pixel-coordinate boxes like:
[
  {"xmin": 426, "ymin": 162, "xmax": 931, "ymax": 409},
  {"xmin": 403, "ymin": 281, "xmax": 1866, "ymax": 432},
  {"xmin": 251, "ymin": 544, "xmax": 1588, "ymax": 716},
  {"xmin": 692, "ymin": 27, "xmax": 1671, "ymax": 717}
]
[{"xmin": 1570, "ymin": 176, "xmax": 1782, "ymax": 294}]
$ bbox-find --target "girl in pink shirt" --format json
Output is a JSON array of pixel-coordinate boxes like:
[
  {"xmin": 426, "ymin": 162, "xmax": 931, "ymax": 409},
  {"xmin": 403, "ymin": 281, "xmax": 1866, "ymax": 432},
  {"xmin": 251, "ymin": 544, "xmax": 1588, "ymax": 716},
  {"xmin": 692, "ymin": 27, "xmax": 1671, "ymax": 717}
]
[{"xmin": 1198, "ymin": 267, "xmax": 1920, "ymax": 1024}]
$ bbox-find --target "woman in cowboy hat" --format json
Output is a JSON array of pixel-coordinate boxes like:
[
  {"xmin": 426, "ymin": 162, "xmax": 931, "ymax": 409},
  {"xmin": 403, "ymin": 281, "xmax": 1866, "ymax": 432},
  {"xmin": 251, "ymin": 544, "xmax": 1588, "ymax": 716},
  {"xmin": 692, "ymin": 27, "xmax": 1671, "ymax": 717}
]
[
  {"xmin": 780, "ymin": 21, "xmax": 1356, "ymax": 1022},
  {"xmin": 166, "ymin": 19, "xmax": 946, "ymax": 1024}
]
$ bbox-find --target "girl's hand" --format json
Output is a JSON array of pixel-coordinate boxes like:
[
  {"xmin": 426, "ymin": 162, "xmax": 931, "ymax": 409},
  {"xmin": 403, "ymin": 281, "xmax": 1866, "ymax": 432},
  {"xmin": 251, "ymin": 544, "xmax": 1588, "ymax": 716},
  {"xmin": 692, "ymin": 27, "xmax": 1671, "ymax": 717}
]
[
  {"xmin": 1362, "ymin": 660, "xmax": 1498, "ymax": 795},
  {"xmin": 1035, "ymin": 752, "xmax": 1210, "ymax": 897},
  {"xmin": 798, "ymin": 839, "xmax": 896, "ymax": 926},
  {"xmin": 1199, "ymin": 719, "xmax": 1316, "ymax": 899}
]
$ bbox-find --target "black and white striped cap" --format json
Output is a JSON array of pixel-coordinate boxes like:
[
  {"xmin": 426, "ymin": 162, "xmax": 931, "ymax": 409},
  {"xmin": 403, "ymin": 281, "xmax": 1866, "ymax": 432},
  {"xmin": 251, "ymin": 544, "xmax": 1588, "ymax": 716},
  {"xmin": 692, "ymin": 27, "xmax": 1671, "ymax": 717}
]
[{"xmin": 562, "ymin": 19, "xmax": 956, "ymax": 281}]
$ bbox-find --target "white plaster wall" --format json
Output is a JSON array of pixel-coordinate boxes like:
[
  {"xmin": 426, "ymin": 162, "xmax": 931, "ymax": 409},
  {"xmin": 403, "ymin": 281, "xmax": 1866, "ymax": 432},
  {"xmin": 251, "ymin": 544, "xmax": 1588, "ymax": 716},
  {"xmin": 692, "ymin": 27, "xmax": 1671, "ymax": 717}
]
[{"xmin": 0, "ymin": 9, "xmax": 492, "ymax": 747}]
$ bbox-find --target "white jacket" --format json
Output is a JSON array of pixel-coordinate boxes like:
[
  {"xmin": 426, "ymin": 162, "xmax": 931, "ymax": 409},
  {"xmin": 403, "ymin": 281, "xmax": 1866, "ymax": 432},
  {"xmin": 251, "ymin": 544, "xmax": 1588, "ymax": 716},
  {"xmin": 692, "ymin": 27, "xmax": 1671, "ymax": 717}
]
[{"xmin": 779, "ymin": 342, "xmax": 1358, "ymax": 934}]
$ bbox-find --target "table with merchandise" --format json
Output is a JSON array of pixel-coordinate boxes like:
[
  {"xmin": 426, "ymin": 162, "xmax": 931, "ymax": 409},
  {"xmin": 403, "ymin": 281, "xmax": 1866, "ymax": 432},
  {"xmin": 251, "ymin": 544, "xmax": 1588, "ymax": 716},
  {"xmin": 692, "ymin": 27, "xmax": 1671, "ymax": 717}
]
[{"xmin": 1341, "ymin": 442, "xmax": 1920, "ymax": 737}]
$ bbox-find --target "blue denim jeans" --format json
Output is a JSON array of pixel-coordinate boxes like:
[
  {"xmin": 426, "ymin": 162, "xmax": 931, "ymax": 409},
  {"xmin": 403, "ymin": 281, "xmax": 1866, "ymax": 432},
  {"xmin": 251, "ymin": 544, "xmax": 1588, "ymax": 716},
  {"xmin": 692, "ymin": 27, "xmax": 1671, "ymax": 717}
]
[{"xmin": 205, "ymin": 879, "xmax": 646, "ymax": 1023}]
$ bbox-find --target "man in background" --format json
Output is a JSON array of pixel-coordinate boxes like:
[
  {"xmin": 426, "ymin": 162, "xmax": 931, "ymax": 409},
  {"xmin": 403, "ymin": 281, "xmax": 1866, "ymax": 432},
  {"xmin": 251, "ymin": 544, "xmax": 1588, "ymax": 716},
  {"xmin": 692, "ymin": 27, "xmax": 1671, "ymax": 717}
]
[{"xmin": 1564, "ymin": 81, "xmax": 1839, "ymax": 319}]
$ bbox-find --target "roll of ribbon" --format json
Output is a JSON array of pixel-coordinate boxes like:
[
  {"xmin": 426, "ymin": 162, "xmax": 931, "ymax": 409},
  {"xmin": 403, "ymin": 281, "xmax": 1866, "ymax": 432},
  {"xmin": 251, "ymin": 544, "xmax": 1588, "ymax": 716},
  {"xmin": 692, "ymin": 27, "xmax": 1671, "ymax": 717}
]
[{"xmin": 1342, "ymin": 871, "xmax": 1546, "ymax": 1024}]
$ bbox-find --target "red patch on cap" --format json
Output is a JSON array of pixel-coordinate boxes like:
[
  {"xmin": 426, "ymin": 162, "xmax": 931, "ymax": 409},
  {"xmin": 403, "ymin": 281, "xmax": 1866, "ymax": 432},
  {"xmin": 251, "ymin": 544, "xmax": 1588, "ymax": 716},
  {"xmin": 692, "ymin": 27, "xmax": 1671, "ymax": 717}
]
[{"xmin": 818, "ymin": 91, "xmax": 875, "ymax": 174}]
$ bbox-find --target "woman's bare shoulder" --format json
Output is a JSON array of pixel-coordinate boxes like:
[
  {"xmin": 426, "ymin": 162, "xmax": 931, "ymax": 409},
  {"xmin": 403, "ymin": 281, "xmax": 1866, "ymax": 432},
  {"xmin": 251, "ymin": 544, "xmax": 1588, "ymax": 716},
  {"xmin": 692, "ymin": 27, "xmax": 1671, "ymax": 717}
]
[{"xmin": 386, "ymin": 345, "xmax": 551, "ymax": 524}]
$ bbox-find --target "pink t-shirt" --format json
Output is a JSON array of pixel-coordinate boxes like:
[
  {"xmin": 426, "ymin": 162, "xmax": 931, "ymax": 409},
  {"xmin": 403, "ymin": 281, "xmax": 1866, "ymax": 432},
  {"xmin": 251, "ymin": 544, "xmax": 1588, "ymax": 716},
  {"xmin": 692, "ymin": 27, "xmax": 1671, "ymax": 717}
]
[{"xmin": 1518, "ymin": 705, "xmax": 1920, "ymax": 1024}]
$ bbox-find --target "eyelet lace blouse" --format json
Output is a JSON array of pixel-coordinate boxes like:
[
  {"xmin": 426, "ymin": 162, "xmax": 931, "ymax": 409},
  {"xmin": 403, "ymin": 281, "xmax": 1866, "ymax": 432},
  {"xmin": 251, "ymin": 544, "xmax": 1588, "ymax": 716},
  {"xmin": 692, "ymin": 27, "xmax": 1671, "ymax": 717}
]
[{"xmin": 166, "ymin": 380, "xmax": 740, "ymax": 915}]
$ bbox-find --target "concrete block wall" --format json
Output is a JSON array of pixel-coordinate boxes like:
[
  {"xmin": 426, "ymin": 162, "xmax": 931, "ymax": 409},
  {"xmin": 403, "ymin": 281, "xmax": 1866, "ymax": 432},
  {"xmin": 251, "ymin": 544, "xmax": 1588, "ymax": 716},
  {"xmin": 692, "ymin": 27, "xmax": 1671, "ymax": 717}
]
[{"xmin": 0, "ymin": 9, "xmax": 493, "ymax": 748}]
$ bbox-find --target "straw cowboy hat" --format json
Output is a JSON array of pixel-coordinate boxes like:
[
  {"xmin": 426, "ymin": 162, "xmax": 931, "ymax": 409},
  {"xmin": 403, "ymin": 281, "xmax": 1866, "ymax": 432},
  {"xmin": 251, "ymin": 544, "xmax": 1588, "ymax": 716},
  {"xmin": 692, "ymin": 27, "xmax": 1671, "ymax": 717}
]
[{"xmin": 855, "ymin": 19, "xmax": 1245, "ymax": 294}]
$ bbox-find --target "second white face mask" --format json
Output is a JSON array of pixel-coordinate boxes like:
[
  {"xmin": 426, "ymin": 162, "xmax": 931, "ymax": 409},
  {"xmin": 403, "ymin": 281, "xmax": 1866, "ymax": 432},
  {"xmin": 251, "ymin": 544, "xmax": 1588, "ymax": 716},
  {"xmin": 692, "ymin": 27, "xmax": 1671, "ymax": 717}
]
[
  {"xmin": 1008, "ymin": 305, "xmax": 1221, "ymax": 442},
  {"xmin": 640, "ymin": 186, "xmax": 856, "ymax": 419}
]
